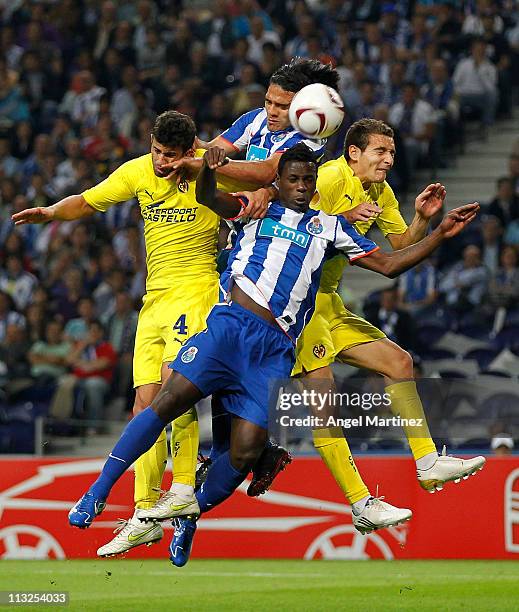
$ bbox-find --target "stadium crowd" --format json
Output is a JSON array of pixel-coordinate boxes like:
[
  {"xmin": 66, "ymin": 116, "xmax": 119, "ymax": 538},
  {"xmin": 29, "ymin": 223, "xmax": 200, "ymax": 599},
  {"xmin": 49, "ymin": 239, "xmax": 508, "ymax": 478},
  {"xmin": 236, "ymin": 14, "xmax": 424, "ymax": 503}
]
[{"xmin": 0, "ymin": 0, "xmax": 519, "ymax": 452}]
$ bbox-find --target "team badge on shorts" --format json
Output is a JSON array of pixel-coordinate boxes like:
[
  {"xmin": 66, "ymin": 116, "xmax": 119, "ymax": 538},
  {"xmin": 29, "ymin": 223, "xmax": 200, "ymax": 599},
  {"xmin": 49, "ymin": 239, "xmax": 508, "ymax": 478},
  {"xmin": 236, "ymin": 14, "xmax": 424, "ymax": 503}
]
[
  {"xmin": 313, "ymin": 344, "xmax": 326, "ymax": 358},
  {"xmin": 306, "ymin": 216, "xmax": 324, "ymax": 235},
  {"xmin": 181, "ymin": 346, "xmax": 198, "ymax": 363}
]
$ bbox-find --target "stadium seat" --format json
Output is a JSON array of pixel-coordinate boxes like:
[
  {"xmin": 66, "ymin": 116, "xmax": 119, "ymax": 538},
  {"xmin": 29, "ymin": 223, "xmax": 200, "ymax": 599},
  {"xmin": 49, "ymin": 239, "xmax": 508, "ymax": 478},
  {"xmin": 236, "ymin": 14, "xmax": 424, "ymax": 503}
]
[
  {"xmin": 479, "ymin": 369, "xmax": 513, "ymax": 378},
  {"xmin": 463, "ymin": 348, "xmax": 500, "ymax": 369},
  {"xmin": 456, "ymin": 324, "xmax": 489, "ymax": 341},
  {"xmin": 419, "ymin": 348, "xmax": 457, "ymax": 361},
  {"xmin": 416, "ymin": 323, "xmax": 449, "ymax": 346},
  {"xmin": 422, "ymin": 359, "xmax": 479, "ymax": 378},
  {"xmin": 505, "ymin": 308, "xmax": 519, "ymax": 326},
  {"xmin": 478, "ymin": 392, "xmax": 519, "ymax": 421},
  {"xmin": 495, "ymin": 325, "xmax": 519, "ymax": 350}
]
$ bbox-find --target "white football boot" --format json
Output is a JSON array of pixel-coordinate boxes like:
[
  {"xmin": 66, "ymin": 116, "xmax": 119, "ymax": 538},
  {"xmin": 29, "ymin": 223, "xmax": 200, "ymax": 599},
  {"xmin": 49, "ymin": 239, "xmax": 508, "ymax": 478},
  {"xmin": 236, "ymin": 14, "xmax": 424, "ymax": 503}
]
[
  {"xmin": 417, "ymin": 446, "xmax": 486, "ymax": 493},
  {"xmin": 96, "ymin": 512, "xmax": 163, "ymax": 557},
  {"xmin": 352, "ymin": 497, "xmax": 412, "ymax": 535},
  {"xmin": 136, "ymin": 489, "xmax": 200, "ymax": 522}
]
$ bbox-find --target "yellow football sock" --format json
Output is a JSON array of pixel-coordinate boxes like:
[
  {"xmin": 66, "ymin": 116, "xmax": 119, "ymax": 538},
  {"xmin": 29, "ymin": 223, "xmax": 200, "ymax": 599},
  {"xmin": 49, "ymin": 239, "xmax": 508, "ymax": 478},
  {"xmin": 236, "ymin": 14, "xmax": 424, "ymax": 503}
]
[
  {"xmin": 312, "ymin": 427, "xmax": 369, "ymax": 504},
  {"xmin": 171, "ymin": 407, "xmax": 199, "ymax": 487},
  {"xmin": 385, "ymin": 380, "xmax": 437, "ymax": 460},
  {"xmin": 134, "ymin": 429, "xmax": 168, "ymax": 510}
]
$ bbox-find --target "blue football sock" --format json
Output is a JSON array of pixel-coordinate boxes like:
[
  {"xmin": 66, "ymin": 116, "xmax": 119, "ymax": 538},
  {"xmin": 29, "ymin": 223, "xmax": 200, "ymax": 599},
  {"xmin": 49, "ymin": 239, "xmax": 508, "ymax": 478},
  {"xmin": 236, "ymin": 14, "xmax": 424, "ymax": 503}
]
[
  {"xmin": 208, "ymin": 397, "xmax": 231, "ymax": 462},
  {"xmin": 196, "ymin": 451, "xmax": 248, "ymax": 513},
  {"xmin": 90, "ymin": 407, "xmax": 166, "ymax": 500}
]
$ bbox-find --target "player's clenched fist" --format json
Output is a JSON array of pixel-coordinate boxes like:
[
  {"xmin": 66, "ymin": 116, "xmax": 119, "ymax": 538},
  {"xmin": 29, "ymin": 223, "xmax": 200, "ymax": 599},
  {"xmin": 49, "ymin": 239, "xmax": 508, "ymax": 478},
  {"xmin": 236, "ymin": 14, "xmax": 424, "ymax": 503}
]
[
  {"xmin": 12, "ymin": 206, "xmax": 54, "ymax": 226},
  {"xmin": 203, "ymin": 147, "xmax": 229, "ymax": 170}
]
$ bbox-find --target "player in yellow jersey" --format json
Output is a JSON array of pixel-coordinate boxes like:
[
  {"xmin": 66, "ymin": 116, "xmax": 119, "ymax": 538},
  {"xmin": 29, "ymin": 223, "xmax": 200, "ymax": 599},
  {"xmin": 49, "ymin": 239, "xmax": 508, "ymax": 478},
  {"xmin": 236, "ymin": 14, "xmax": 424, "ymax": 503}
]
[
  {"xmin": 12, "ymin": 111, "xmax": 227, "ymax": 555},
  {"xmin": 291, "ymin": 119, "xmax": 485, "ymax": 531}
]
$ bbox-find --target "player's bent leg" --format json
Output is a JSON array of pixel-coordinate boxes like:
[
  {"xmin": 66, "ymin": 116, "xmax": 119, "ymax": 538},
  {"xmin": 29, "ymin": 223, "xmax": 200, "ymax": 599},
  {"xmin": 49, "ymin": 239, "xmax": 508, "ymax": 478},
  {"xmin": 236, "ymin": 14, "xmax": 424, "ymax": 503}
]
[
  {"xmin": 169, "ymin": 417, "xmax": 267, "ymax": 567},
  {"xmin": 133, "ymin": 380, "xmax": 169, "ymax": 511},
  {"xmin": 69, "ymin": 372, "xmax": 203, "ymax": 529},
  {"xmin": 339, "ymin": 339, "xmax": 437, "ymax": 458},
  {"xmin": 304, "ymin": 367, "xmax": 370, "ymax": 504},
  {"xmin": 195, "ymin": 395, "xmax": 232, "ymax": 491},
  {"xmin": 338, "ymin": 339, "xmax": 486, "ymax": 491}
]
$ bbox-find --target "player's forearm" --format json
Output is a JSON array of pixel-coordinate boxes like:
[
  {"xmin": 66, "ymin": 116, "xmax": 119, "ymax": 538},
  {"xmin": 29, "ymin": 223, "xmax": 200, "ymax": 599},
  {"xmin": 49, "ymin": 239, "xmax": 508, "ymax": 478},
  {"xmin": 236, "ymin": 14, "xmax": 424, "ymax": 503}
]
[
  {"xmin": 196, "ymin": 163, "xmax": 242, "ymax": 219},
  {"xmin": 47, "ymin": 195, "xmax": 96, "ymax": 221},
  {"xmin": 217, "ymin": 158, "xmax": 277, "ymax": 187},
  {"xmin": 358, "ymin": 229, "xmax": 444, "ymax": 279},
  {"xmin": 397, "ymin": 213, "xmax": 430, "ymax": 247}
]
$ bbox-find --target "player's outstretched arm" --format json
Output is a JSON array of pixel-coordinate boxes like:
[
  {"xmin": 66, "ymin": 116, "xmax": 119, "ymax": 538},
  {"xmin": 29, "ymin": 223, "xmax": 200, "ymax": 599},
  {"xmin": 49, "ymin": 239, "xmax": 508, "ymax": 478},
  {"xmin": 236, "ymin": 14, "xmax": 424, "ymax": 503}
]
[
  {"xmin": 355, "ymin": 203, "xmax": 479, "ymax": 278},
  {"xmin": 388, "ymin": 183, "xmax": 447, "ymax": 249},
  {"xmin": 196, "ymin": 147, "xmax": 243, "ymax": 219},
  {"xmin": 11, "ymin": 195, "xmax": 96, "ymax": 225}
]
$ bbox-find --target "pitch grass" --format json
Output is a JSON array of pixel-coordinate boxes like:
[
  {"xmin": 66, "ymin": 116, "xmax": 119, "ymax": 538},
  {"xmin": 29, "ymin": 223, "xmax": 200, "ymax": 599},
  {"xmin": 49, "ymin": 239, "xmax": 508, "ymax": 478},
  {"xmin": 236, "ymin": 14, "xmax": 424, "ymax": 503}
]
[{"xmin": 1, "ymin": 560, "xmax": 519, "ymax": 611}]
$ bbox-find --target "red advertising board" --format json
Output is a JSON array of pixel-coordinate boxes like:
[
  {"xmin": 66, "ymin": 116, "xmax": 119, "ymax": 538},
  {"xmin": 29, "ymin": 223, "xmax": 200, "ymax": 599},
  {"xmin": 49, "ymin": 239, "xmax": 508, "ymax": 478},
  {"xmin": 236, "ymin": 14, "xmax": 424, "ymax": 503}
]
[{"xmin": 1, "ymin": 456, "xmax": 518, "ymax": 560}]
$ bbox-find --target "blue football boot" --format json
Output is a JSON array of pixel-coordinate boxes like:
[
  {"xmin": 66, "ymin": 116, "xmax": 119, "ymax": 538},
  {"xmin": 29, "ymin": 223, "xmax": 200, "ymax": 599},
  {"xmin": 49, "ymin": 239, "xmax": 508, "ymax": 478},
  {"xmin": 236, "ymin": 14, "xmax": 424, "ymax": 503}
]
[
  {"xmin": 68, "ymin": 491, "xmax": 106, "ymax": 528},
  {"xmin": 169, "ymin": 515, "xmax": 198, "ymax": 567}
]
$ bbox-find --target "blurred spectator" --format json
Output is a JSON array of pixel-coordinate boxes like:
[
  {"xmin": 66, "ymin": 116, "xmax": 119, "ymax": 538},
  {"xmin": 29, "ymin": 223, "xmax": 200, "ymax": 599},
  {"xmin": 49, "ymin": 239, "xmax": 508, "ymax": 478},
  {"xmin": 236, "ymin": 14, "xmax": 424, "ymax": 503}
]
[
  {"xmin": 510, "ymin": 153, "xmax": 519, "ymax": 195},
  {"xmin": 397, "ymin": 260, "xmax": 438, "ymax": 315},
  {"xmin": 490, "ymin": 433, "xmax": 514, "ymax": 455},
  {"xmin": 439, "ymin": 244, "xmax": 489, "ymax": 312},
  {"xmin": 364, "ymin": 286, "xmax": 418, "ymax": 351},
  {"xmin": 0, "ymin": 322, "xmax": 31, "ymax": 397},
  {"xmin": 25, "ymin": 303, "xmax": 46, "ymax": 344},
  {"xmin": 480, "ymin": 215, "xmax": 503, "ymax": 275},
  {"xmin": 453, "ymin": 37, "xmax": 498, "ymax": 127},
  {"xmin": 28, "ymin": 319, "xmax": 70, "ymax": 390},
  {"xmin": 389, "ymin": 82, "xmax": 436, "ymax": 173},
  {"xmin": 137, "ymin": 28, "xmax": 166, "ymax": 82},
  {"xmin": 0, "ymin": 290, "xmax": 25, "ymax": 344},
  {"xmin": 65, "ymin": 320, "xmax": 117, "ymax": 433},
  {"xmin": 421, "ymin": 58, "xmax": 459, "ymax": 149},
  {"xmin": 284, "ymin": 14, "xmax": 316, "ymax": 59},
  {"xmin": 51, "ymin": 266, "xmax": 85, "ymax": 322},
  {"xmin": 382, "ymin": 60, "xmax": 407, "ymax": 107},
  {"xmin": 64, "ymin": 296, "xmax": 97, "ymax": 343},
  {"xmin": 247, "ymin": 15, "xmax": 281, "ymax": 65},
  {"xmin": 486, "ymin": 176, "xmax": 519, "ymax": 224},
  {"xmin": 486, "ymin": 245, "xmax": 519, "ymax": 313},
  {"xmin": 349, "ymin": 80, "xmax": 380, "ymax": 122},
  {"xmin": 106, "ymin": 291, "xmax": 138, "ymax": 407},
  {"xmin": 93, "ymin": 269, "xmax": 127, "ymax": 320},
  {"xmin": 0, "ymin": 254, "xmax": 37, "ymax": 310},
  {"xmin": 0, "ymin": 137, "xmax": 21, "ymax": 178}
]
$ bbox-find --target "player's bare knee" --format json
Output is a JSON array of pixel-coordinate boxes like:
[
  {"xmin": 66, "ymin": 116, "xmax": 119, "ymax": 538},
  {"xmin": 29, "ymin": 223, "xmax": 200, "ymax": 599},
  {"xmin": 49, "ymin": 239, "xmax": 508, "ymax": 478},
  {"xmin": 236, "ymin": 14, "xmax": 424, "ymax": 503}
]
[{"xmin": 384, "ymin": 348, "xmax": 414, "ymax": 380}]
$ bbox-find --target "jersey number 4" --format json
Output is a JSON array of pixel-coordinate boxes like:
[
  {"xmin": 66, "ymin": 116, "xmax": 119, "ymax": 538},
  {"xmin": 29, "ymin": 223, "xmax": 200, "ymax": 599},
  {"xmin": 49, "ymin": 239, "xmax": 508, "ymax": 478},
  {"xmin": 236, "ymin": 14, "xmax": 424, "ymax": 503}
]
[{"xmin": 173, "ymin": 314, "xmax": 188, "ymax": 336}]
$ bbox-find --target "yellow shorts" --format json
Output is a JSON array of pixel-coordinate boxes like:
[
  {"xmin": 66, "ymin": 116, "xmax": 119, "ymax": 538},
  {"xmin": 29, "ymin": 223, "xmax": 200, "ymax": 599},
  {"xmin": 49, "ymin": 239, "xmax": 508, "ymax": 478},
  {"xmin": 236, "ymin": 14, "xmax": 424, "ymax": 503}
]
[
  {"xmin": 133, "ymin": 279, "xmax": 220, "ymax": 387},
  {"xmin": 292, "ymin": 291, "xmax": 386, "ymax": 376}
]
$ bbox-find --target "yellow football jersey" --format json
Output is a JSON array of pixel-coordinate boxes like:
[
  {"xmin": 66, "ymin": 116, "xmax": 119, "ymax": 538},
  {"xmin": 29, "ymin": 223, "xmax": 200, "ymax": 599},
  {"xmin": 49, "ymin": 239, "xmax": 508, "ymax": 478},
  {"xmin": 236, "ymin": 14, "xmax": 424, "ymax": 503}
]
[
  {"xmin": 311, "ymin": 156, "xmax": 407, "ymax": 291},
  {"xmin": 83, "ymin": 154, "xmax": 220, "ymax": 292}
]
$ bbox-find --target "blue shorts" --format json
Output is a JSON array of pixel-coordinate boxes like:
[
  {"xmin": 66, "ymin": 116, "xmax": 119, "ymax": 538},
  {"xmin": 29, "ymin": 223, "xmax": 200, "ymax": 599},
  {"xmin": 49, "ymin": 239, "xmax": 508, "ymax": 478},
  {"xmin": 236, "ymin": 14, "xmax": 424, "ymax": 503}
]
[{"xmin": 172, "ymin": 302, "xmax": 294, "ymax": 429}]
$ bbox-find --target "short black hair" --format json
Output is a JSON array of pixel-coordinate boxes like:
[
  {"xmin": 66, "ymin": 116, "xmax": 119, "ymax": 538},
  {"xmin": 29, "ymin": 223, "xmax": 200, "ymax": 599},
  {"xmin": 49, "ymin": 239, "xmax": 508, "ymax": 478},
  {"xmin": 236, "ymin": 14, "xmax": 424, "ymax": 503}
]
[
  {"xmin": 344, "ymin": 118, "xmax": 394, "ymax": 159},
  {"xmin": 278, "ymin": 143, "xmax": 318, "ymax": 177},
  {"xmin": 152, "ymin": 111, "xmax": 196, "ymax": 152},
  {"xmin": 270, "ymin": 57, "xmax": 339, "ymax": 93}
]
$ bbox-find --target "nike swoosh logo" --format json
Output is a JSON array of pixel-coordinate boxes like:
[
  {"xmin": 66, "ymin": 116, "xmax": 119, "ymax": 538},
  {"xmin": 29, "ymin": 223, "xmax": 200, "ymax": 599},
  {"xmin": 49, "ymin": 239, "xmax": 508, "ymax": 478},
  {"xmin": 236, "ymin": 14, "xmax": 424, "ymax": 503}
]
[
  {"xmin": 170, "ymin": 503, "xmax": 192, "ymax": 512},
  {"xmin": 171, "ymin": 545, "xmax": 183, "ymax": 558},
  {"xmin": 128, "ymin": 526, "xmax": 159, "ymax": 543}
]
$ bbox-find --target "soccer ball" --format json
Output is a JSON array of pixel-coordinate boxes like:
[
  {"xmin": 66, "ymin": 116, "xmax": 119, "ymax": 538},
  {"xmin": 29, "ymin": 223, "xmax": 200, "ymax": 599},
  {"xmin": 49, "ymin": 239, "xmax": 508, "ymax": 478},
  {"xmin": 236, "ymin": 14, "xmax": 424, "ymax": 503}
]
[{"xmin": 289, "ymin": 83, "xmax": 345, "ymax": 139}]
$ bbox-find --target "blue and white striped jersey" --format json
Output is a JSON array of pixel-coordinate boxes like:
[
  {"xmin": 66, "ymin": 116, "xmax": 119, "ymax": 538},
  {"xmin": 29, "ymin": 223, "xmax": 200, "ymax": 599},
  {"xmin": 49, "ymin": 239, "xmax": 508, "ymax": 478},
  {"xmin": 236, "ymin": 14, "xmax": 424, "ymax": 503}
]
[
  {"xmin": 221, "ymin": 202, "xmax": 379, "ymax": 342},
  {"xmin": 221, "ymin": 108, "xmax": 326, "ymax": 161}
]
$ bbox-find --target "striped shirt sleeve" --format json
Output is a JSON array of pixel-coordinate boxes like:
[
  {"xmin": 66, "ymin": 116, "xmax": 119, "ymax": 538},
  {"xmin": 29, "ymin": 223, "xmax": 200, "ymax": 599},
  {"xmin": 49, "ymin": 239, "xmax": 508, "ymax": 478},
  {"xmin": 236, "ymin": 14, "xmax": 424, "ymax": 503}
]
[
  {"xmin": 276, "ymin": 133, "xmax": 326, "ymax": 159},
  {"xmin": 221, "ymin": 109, "xmax": 263, "ymax": 151},
  {"xmin": 334, "ymin": 215, "xmax": 379, "ymax": 262}
]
